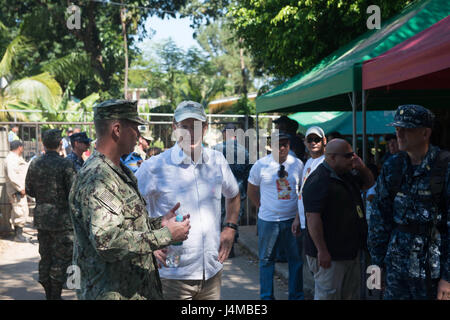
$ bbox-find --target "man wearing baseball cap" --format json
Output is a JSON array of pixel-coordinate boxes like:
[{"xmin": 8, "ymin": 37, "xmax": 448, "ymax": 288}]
[
  {"xmin": 292, "ymin": 125, "xmax": 327, "ymax": 299},
  {"xmin": 66, "ymin": 132, "xmax": 92, "ymax": 172},
  {"xmin": 248, "ymin": 130, "xmax": 305, "ymax": 300},
  {"xmin": 69, "ymin": 99, "xmax": 191, "ymax": 300},
  {"xmin": 369, "ymin": 104, "xmax": 450, "ymax": 300},
  {"xmin": 136, "ymin": 100, "xmax": 240, "ymax": 300}
]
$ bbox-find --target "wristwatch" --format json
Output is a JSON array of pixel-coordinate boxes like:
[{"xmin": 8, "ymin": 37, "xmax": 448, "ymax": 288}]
[{"xmin": 224, "ymin": 222, "xmax": 238, "ymax": 231}]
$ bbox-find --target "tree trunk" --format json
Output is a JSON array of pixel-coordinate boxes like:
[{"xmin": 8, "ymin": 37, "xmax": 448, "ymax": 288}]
[{"xmin": 121, "ymin": 2, "xmax": 129, "ymax": 100}]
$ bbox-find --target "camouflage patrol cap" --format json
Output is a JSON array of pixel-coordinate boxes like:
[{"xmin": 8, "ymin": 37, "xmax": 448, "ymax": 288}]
[
  {"xmin": 387, "ymin": 104, "xmax": 434, "ymax": 128},
  {"xmin": 42, "ymin": 129, "xmax": 62, "ymax": 147},
  {"xmin": 94, "ymin": 99, "xmax": 147, "ymax": 125}
]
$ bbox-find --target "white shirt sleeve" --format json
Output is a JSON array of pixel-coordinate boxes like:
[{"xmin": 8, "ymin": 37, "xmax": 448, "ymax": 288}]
[
  {"xmin": 247, "ymin": 160, "xmax": 261, "ymax": 186},
  {"xmin": 135, "ymin": 160, "xmax": 154, "ymax": 201},
  {"xmin": 219, "ymin": 153, "xmax": 239, "ymax": 199}
]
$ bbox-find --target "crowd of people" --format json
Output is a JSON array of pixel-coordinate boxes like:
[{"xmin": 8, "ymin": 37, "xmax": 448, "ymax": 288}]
[{"xmin": 3, "ymin": 100, "xmax": 449, "ymax": 301}]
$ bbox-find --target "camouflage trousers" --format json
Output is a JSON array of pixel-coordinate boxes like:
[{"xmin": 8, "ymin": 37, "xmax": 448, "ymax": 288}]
[
  {"xmin": 384, "ymin": 268, "xmax": 439, "ymax": 300},
  {"xmin": 37, "ymin": 229, "xmax": 74, "ymax": 285}
]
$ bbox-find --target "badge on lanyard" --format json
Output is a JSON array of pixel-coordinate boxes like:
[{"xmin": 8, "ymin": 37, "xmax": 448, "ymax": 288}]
[{"xmin": 356, "ymin": 205, "xmax": 364, "ymax": 218}]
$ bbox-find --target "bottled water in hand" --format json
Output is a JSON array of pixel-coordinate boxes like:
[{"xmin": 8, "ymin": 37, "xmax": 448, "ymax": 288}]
[{"xmin": 166, "ymin": 214, "xmax": 184, "ymax": 268}]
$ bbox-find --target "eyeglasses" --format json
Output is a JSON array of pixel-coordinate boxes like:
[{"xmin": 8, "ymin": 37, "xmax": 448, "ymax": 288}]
[
  {"xmin": 306, "ymin": 136, "xmax": 322, "ymax": 144},
  {"xmin": 278, "ymin": 165, "xmax": 286, "ymax": 178},
  {"xmin": 330, "ymin": 152, "xmax": 355, "ymax": 159}
]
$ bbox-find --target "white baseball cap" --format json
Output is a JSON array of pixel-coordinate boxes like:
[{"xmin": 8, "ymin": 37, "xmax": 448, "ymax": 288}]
[
  {"xmin": 305, "ymin": 126, "xmax": 325, "ymax": 138},
  {"xmin": 174, "ymin": 101, "xmax": 207, "ymax": 122}
]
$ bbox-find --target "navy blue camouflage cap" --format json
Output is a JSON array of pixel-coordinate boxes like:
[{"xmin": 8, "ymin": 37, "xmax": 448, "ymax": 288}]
[
  {"xmin": 42, "ymin": 129, "xmax": 62, "ymax": 146},
  {"xmin": 387, "ymin": 104, "xmax": 434, "ymax": 128},
  {"xmin": 70, "ymin": 132, "xmax": 92, "ymax": 144},
  {"xmin": 272, "ymin": 131, "xmax": 291, "ymax": 141},
  {"xmin": 94, "ymin": 99, "xmax": 147, "ymax": 125}
]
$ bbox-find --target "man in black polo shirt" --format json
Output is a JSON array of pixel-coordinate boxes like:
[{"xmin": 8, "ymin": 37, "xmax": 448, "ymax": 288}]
[{"xmin": 302, "ymin": 139, "xmax": 374, "ymax": 300}]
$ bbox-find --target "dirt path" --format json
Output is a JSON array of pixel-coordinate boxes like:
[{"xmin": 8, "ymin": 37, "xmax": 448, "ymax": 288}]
[{"xmin": 0, "ymin": 223, "xmax": 76, "ymax": 300}]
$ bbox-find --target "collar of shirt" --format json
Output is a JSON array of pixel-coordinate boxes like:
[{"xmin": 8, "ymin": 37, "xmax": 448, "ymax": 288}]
[
  {"xmin": 172, "ymin": 142, "xmax": 210, "ymax": 166},
  {"xmin": 409, "ymin": 145, "xmax": 439, "ymax": 177},
  {"xmin": 92, "ymin": 150, "xmax": 136, "ymax": 186}
]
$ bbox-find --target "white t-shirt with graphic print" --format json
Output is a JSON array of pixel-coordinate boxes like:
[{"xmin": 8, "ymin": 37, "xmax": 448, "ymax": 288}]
[{"xmin": 248, "ymin": 154, "xmax": 304, "ymax": 222}]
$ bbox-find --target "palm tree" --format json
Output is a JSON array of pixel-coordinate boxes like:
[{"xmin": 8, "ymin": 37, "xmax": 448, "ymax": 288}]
[{"xmin": 0, "ymin": 22, "xmax": 63, "ymax": 122}]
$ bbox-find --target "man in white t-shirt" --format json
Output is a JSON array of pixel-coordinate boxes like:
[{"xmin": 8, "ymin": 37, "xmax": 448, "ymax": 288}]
[
  {"xmin": 136, "ymin": 101, "xmax": 240, "ymax": 300},
  {"xmin": 248, "ymin": 131, "xmax": 304, "ymax": 300},
  {"xmin": 292, "ymin": 126, "xmax": 326, "ymax": 232},
  {"xmin": 291, "ymin": 126, "xmax": 326, "ymax": 299}
]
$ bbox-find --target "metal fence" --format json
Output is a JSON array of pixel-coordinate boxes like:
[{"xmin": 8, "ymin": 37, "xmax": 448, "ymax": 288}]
[{"xmin": 0, "ymin": 109, "xmax": 282, "ymax": 227}]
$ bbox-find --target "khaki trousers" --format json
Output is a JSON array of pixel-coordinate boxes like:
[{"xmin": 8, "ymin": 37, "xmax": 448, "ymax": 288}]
[
  {"xmin": 9, "ymin": 194, "xmax": 29, "ymax": 228},
  {"xmin": 161, "ymin": 269, "xmax": 222, "ymax": 300},
  {"xmin": 306, "ymin": 252, "xmax": 361, "ymax": 300}
]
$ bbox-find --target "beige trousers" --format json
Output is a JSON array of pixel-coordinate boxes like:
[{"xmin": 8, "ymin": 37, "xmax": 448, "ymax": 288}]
[
  {"xmin": 161, "ymin": 269, "xmax": 222, "ymax": 300},
  {"xmin": 9, "ymin": 194, "xmax": 29, "ymax": 228},
  {"xmin": 306, "ymin": 252, "xmax": 361, "ymax": 300}
]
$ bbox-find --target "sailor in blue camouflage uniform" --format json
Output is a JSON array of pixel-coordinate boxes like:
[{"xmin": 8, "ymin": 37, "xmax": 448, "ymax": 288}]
[
  {"xmin": 66, "ymin": 132, "xmax": 92, "ymax": 172},
  {"xmin": 368, "ymin": 104, "xmax": 450, "ymax": 300},
  {"xmin": 213, "ymin": 123, "xmax": 252, "ymax": 257}
]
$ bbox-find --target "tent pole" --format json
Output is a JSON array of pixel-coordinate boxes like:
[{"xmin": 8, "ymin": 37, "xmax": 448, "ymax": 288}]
[
  {"xmin": 256, "ymin": 113, "xmax": 259, "ymax": 160},
  {"xmin": 362, "ymin": 90, "xmax": 367, "ymax": 164},
  {"xmin": 352, "ymin": 91, "xmax": 357, "ymax": 151}
]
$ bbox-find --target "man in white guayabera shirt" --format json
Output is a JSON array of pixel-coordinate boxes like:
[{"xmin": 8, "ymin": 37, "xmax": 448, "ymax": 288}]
[
  {"xmin": 291, "ymin": 125, "xmax": 326, "ymax": 299},
  {"xmin": 247, "ymin": 131, "xmax": 304, "ymax": 300},
  {"xmin": 136, "ymin": 101, "xmax": 240, "ymax": 300}
]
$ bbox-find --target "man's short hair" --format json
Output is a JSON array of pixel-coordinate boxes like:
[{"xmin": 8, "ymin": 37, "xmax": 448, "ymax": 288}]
[
  {"xmin": 94, "ymin": 119, "xmax": 134, "ymax": 138},
  {"xmin": 94, "ymin": 119, "xmax": 114, "ymax": 138},
  {"xmin": 385, "ymin": 134, "xmax": 397, "ymax": 142},
  {"xmin": 10, "ymin": 140, "xmax": 23, "ymax": 151},
  {"xmin": 42, "ymin": 129, "xmax": 62, "ymax": 149}
]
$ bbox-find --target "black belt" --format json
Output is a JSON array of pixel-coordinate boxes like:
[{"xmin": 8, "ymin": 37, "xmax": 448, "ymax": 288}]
[{"xmin": 395, "ymin": 222, "xmax": 433, "ymax": 236}]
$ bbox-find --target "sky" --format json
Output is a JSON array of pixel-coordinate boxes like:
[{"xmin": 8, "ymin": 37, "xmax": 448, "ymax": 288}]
[{"xmin": 135, "ymin": 15, "xmax": 201, "ymax": 56}]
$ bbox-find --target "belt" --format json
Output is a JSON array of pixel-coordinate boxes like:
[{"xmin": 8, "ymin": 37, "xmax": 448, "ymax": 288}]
[{"xmin": 395, "ymin": 222, "xmax": 433, "ymax": 236}]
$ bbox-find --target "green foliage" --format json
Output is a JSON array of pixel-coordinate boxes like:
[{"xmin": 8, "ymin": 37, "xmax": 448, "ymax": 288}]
[{"xmin": 228, "ymin": 0, "xmax": 412, "ymax": 79}]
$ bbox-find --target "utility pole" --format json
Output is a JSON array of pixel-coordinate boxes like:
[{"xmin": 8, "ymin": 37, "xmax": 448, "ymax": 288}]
[{"xmin": 120, "ymin": 1, "xmax": 128, "ymax": 100}]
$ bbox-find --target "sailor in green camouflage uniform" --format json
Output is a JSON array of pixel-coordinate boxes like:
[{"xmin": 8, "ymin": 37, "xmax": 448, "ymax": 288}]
[
  {"xmin": 69, "ymin": 99, "xmax": 190, "ymax": 300},
  {"xmin": 25, "ymin": 129, "xmax": 76, "ymax": 300},
  {"xmin": 368, "ymin": 105, "xmax": 450, "ymax": 300}
]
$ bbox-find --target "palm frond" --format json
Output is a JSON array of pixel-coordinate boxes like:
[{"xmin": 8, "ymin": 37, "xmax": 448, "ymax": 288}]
[
  {"xmin": 7, "ymin": 72, "xmax": 63, "ymax": 111},
  {"xmin": 0, "ymin": 35, "xmax": 34, "ymax": 79},
  {"xmin": 41, "ymin": 52, "xmax": 92, "ymax": 84}
]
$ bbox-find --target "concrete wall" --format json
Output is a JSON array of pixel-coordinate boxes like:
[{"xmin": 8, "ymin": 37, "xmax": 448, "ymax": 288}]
[{"xmin": 0, "ymin": 126, "xmax": 12, "ymax": 232}]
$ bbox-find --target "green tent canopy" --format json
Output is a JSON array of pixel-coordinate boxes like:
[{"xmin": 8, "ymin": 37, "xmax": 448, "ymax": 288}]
[
  {"xmin": 289, "ymin": 111, "xmax": 396, "ymax": 136},
  {"xmin": 256, "ymin": 0, "xmax": 450, "ymax": 113}
]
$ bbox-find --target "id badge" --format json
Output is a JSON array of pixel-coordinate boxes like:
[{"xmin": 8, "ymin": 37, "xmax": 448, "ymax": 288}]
[{"xmin": 356, "ymin": 205, "xmax": 364, "ymax": 218}]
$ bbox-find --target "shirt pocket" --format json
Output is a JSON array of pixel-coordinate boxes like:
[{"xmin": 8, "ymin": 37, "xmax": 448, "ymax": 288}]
[{"xmin": 393, "ymin": 192, "xmax": 408, "ymax": 221}]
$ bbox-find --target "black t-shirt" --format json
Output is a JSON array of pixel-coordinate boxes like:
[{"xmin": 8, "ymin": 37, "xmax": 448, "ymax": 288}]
[{"xmin": 303, "ymin": 162, "xmax": 367, "ymax": 260}]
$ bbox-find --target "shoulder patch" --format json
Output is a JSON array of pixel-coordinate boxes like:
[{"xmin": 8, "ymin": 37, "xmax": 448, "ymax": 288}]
[{"xmin": 97, "ymin": 189, "xmax": 122, "ymax": 213}]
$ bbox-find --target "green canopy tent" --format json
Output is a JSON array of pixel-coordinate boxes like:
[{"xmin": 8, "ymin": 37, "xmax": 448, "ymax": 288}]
[
  {"xmin": 255, "ymin": 0, "xmax": 450, "ymax": 160},
  {"xmin": 289, "ymin": 111, "xmax": 395, "ymax": 136},
  {"xmin": 256, "ymin": 0, "xmax": 450, "ymax": 113}
]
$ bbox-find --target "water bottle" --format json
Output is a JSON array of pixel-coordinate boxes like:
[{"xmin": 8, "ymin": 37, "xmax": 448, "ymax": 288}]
[{"xmin": 165, "ymin": 214, "xmax": 184, "ymax": 268}]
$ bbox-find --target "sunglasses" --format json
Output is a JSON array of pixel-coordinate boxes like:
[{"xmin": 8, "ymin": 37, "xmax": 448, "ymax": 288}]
[
  {"xmin": 278, "ymin": 165, "xmax": 286, "ymax": 178},
  {"xmin": 331, "ymin": 152, "xmax": 355, "ymax": 159},
  {"xmin": 306, "ymin": 136, "xmax": 322, "ymax": 144}
]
